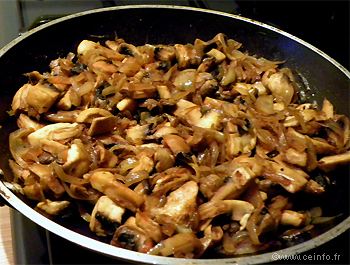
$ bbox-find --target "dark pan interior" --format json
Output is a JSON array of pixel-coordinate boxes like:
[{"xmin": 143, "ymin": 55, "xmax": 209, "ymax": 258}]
[{"xmin": 0, "ymin": 6, "xmax": 349, "ymax": 261}]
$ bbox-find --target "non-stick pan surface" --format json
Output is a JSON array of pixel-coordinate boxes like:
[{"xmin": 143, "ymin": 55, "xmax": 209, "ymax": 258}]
[{"xmin": 0, "ymin": 5, "xmax": 349, "ymax": 265}]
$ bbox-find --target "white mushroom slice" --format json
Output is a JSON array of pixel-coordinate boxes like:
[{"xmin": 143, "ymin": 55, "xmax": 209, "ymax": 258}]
[
  {"xmin": 37, "ymin": 199, "xmax": 70, "ymax": 215},
  {"xmin": 77, "ymin": 40, "xmax": 97, "ymax": 55},
  {"xmin": 89, "ymin": 196, "xmax": 125, "ymax": 237},
  {"xmin": 174, "ymin": 99, "xmax": 221, "ymax": 129},
  {"xmin": 157, "ymin": 85, "xmax": 171, "ymax": 99},
  {"xmin": 280, "ymin": 210, "xmax": 306, "ymax": 227},
  {"xmin": 152, "ymin": 124, "xmax": 178, "ymax": 139},
  {"xmin": 116, "ymin": 97, "xmax": 138, "ymax": 112},
  {"xmin": 162, "ymin": 134, "xmax": 191, "ymax": 156},
  {"xmin": 63, "ymin": 139, "xmax": 90, "ymax": 177}
]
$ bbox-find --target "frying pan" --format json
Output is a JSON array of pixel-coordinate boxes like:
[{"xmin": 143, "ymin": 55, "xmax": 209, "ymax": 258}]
[{"xmin": 0, "ymin": 5, "xmax": 349, "ymax": 264}]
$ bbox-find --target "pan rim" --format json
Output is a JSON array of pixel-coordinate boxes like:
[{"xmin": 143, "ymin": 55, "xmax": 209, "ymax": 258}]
[
  {"xmin": 1, "ymin": 4, "xmax": 349, "ymax": 78},
  {"xmin": 0, "ymin": 4, "xmax": 349, "ymax": 265}
]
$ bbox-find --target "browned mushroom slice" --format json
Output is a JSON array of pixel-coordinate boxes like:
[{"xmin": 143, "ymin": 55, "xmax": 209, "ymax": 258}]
[
  {"xmin": 156, "ymin": 180, "xmax": 198, "ymax": 227},
  {"xmin": 121, "ymin": 83, "xmax": 157, "ymax": 99},
  {"xmin": 89, "ymin": 195, "xmax": 125, "ymax": 237},
  {"xmin": 154, "ymin": 45, "xmax": 176, "ymax": 61},
  {"xmin": 27, "ymin": 123, "xmax": 82, "ymax": 148},
  {"xmin": 90, "ymin": 171, "xmax": 144, "ymax": 212},
  {"xmin": 111, "ymin": 217, "xmax": 154, "ymax": 253},
  {"xmin": 43, "ymin": 110, "xmax": 82, "ymax": 123},
  {"xmin": 282, "ymin": 147, "xmax": 307, "ymax": 167},
  {"xmin": 12, "ymin": 82, "xmax": 60, "ymax": 118},
  {"xmin": 76, "ymin": 108, "xmax": 113, "ymax": 123},
  {"xmin": 206, "ymin": 48, "xmax": 226, "ymax": 63},
  {"xmin": 304, "ymin": 179, "xmax": 325, "ymax": 195},
  {"xmin": 88, "ymin": 116, "xmax": 118, "ymax": 136},
  {"xmin": 126, "ymin": 124, "xmax": 150, "ymax": 144},
  {"xmin": 211, "ymin": 166, "xmax": 256, "ymax": 201},
  {"xmin": 280, "ymin": 210, "xmax": 306, "ymax": 227},
  {"xmin": 198, "ymin": 199, "xmax": 254, "ymax": 230},
  {"xmin": 318, "ymin": 151, "xmax": 350, "ymax": 173},
  {"xmin": 154, "ymin": 148, "xmax": 175, "ymax": 172},
  {"xmin": 37, "ymin": 199, "xmax": 70, "ymax": 215},
  {"xmin": 135, "ymin": 211, "xmax": 164, "ymax": 243},
  {"xmin": 226, "ymin": 129, "xmax": 257, "ymax": 157},
  {"xmin": 150, "ymin": 233, "xmax": 202, "ymax": 258},
  {"xmin": 162, "ymin": 134, "xmax": 191, "ymax": 157},
  {"xmin": 17, "ymin": 113, "xmax": 45, "ymax": 131},
  {"xmin": 174, "ymin": 44, "xmax": 193, "ymax": 69},
  {"xmin": 174, "ymin": 99, "xmax": 221, "ymax": 129},
  {"xmin": 262, "ymin": 68, "xmax": 295, "ymax": 106},
  {"xmin": 262, "ymin": 160, "xmax": 308, "ymax": 193}
]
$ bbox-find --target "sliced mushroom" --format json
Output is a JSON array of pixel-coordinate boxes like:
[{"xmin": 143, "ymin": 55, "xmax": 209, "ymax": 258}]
[
  {"xmin": 154, "ymin": 233, "xmax": 202, "ymax": 258},
  {"xmin": 262, "ymin": 69, "xmax": 295, "ymax": 106},
  {"xmin": 135, "ymin": 210, "xmax": 164, "ymax": 243},
  {"xmin": 90, "ymin": 171, "xmax": 144, "ymax": 212},
  {"xmin": 261, "ymin": 160, "xmax": 308, "ymax": 193},
  {"xmin": 174, "ymin": 99, "xmax": 221, "ymax": 130},
  {"xmin": 280, "ymin": 210, "xmax": 306, "ymax": 227},
  {"xmin": 156, "ymin": 181, "xmax": 198, "ymax": 226},
  {"xmin": 154, "ymin": 148, "xmax": 175, "ymax": 172},
  {"xmin": 37, "ymin": 199, "xmax": 70, "ymax": 215},
  {"xmin": 77, "ymin": 40, "xmax": 97, "ymax": 55},
  {"xmin": 162, "ymin": 134, "xmax": 191, "ymax": 157},
  {"xmin": 226, "ymin": 129, "xmax": 257, "ymax": 157},
  {"xmin": 198, "ymin": 199, "xmax": 254, "ymax": 230},
  {"xmin": 318, "ymin": 151, "xmax": 350, "ymax": 173},
  {"xmin": 121, "ymin": 83, "xmax": 157, "ymax": 99},
  {"xmin": 63, "ymin": 139, "xmax": 91, "ymax": 177},
  {"xmin": 76, "ymin": 108, "xmax": 113, "ymax": 123},
  {"xmin": 27, "ymin": 123, "xmax": 82, "ymax": 149},
  {"xmin": 12, "ymin": 82, "xmax": 60, "ymax": 119},
  {"xmin": 116, "ymin": 97, "xmax": 138, "ymax": 112},
  {"xmin": 17, "ymin": 113, "xmax": 45, "ymax": 131},
  {"xmin": 211, "ymin": 166, "xmax": 256, "ymax": 201},
  {"xmin": 89, "ymin": 195, "xmax": 125, "ymax": 237},
  {"xmin": 111, "ymin": 216, "xmax": 154, "ymax": 253},
  {"xmin": 88, "ymin": 116, "xmax": 118, "ymax": 136},
  {"xmin": 126, "ymin": 124, "xmax": 150, "ymax": 144}
]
